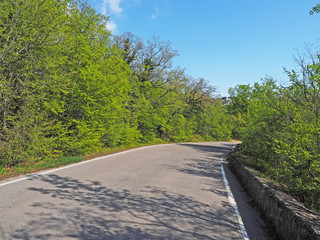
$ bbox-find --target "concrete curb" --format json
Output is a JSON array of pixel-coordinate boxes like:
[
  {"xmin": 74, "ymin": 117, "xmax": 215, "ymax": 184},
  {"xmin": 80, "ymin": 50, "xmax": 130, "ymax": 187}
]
[{"xmin": 228, "ymin": 155, "xmax": 320, "ymax": 240}]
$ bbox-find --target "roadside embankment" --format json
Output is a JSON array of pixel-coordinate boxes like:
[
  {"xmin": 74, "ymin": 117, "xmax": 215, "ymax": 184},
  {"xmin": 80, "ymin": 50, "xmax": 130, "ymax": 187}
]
[{"xmin": 228, "ymin": 155, "xmax": 320, "ymax": 240}]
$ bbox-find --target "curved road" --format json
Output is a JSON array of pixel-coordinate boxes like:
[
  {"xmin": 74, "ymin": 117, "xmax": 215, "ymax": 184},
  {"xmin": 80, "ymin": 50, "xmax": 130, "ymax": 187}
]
[{"xmin": 0, "ymin": 142, "xmax": 272, "ymax": 239}]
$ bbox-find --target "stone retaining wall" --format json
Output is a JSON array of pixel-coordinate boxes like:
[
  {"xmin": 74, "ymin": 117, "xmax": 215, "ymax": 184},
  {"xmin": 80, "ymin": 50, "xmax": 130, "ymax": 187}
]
[{"xmin": 228, "ymin": 155, "xmax": 320, "ymax": 240}]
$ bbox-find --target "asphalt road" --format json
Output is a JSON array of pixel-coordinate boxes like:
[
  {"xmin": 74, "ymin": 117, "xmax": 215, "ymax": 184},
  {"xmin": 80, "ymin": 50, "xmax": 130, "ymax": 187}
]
[{"xmin": 0, "ymin": 142, "xmax": 272, "ymax": 239}]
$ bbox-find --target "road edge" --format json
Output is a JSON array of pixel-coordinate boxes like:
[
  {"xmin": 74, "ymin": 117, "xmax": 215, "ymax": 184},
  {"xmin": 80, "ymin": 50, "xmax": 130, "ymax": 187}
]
[
  {"xmin": 228, "ymin": 155, "xmax": 320, "ymax": 240},
  {"xmin": 221, "ymin": 152, "xmax": 250, "ymax": 240},
  {"xmin": 0, "ymin": 144, "xmax": 172, "ymax": 187}
]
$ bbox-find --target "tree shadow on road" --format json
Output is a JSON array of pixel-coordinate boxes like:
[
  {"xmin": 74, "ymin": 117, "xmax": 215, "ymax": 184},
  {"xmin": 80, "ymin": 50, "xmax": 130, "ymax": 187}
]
[
  {"xmin": 164, "ymin": 143, "xmax": 233, "ymax": 198},
  {"xmin": 10, "ymin": 174, "xmax": 240, "ymax": 240},
  {"xmin": 178, "ymin": 143, "xmax": 233, "ymax": 156},
  {"xmin": 173, "ymin": 143, "xmax": 275, "ymax": 240}
]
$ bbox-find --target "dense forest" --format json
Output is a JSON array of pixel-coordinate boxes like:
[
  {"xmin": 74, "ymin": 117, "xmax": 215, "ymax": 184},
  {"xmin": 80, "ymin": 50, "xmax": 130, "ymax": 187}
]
[
  {"xmin": 0, "ymin": 0, "xmax": 319, "ymax": 211},
  {"xmin": 0, "ymin": 0, "xmax": 232, "ymax": 166}
]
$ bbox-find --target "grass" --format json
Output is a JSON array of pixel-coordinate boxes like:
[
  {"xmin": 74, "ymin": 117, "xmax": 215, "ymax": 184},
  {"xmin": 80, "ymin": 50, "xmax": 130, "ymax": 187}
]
[
  {"xmin": 0, "ymin": 156, "xmax": 83, "ymax": 181},
  {"xmin": 0, "ymin": 141, "xmax": 172, "ymax": 181},
  {"xmin": 0, "ymin": 137, "xmax": 231, "ymax": 181},
  {"xmin": 0, "ymin": 145, "xmax": 144, "ymax": 181}
]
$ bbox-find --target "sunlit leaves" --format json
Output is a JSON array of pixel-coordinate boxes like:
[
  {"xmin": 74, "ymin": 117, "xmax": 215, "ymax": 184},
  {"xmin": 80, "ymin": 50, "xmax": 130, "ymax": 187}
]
[
  {"xmin": 229, "ymin": 56, "xmax": 320, "ymax": 211},
  {"xmin": 0, "ymin": 1, "xmax": 231, "ymax": 177},
  {"xmin": 310, "ymin": 3, "xmax": 320, "ymax": 15}
]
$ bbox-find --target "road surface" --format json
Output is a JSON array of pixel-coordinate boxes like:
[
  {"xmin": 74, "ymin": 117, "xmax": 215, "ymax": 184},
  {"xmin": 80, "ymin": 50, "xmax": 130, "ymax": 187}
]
[{"xmin": 0, "ymin": 142, "xmax": 272, "ymax": 239}]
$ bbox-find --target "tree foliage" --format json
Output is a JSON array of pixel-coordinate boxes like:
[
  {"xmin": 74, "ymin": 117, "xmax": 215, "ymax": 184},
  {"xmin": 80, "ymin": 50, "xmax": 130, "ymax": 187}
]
[
  {"xmin": 310, "ymin": 3, "xmax": 320, "ymax": 15},
  {"xmin": 1, "ymin": 0, "xmax": 319, "ymax": 213},
  {"xmin": 113, "ymin": 32, "xmax": 230, "ymax": 143},
  {"xmin": 226, "ymin": 4, "xmax": 320, "ymax": 212},
  {"xmin": 229, "ymin": 52, "xmax": 320, "ymax": 211},
  {"xmin": 0, "ymin": 0, "xmax": 230, "ymax": 168}
]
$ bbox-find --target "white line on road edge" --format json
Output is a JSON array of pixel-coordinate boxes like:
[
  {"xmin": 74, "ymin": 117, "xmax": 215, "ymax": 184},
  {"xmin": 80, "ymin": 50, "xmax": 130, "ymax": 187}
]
[
  {"xmin": 221, "ymin": 152, "xmax": 250, "ymax": 240},
  {"xmin": 0, "ymin": 144, "xmax": 168, "ymax": 188}
]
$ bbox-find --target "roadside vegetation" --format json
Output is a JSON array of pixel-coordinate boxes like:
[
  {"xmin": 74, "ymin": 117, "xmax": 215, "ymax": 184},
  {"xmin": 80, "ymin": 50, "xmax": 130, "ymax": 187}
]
[
  {"xmin": 0, "ymin": 0, "xmax": 319, "ymax": 212},
  {"xmin": 228, "ymin": 5, "xmax": 320, "ymax": 212},
  {"xmin": 0, "ymin": 0, "xmax": 231, "ymax": 178},
  {"xmin": 228, "ymin": 47, "xmax": 320, "ymax": 212}
]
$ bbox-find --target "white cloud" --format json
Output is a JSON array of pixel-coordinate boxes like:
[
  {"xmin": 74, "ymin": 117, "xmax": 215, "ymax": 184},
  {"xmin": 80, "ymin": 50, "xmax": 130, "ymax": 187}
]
[
  {"xmin": 151, "ymin": 4, "xmax": 161, "ymax": 20},
  {"xmin": 132, "ymin": 0, "xmax": 142, "ymax": 6},
  {"xmin": 106, "ymin": 20, "xmax": 117, "ymax": 32},
  {"xmin": 102, "ymin": 0, "xmax": 123, "ymax": 16}
]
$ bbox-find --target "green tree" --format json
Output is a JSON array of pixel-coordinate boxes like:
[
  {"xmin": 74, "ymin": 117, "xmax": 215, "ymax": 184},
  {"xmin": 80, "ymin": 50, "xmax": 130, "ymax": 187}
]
[
  {"xmin": 0, "ymin": 0, "xmax": 133, "ymax": 165},
  {"xmin": 0, "ymin": 0, "xmax": 74, "ymax": 165},
  {"xmin": 273, "ymin": 54, "xmax": 320, "ymax": 209},
  {"xmin": 310, "ymin": 3, "xmax": 320, "ymax": 15},
  {"xmin": 230, "ymin": 54, "xmax": 320, "ymax": 211}
]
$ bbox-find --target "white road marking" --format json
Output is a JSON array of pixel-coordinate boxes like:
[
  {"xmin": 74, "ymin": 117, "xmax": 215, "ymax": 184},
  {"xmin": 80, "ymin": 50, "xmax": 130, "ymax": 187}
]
[
  {"xmin": 221, "ymin": 152, "xmax": 250, "ymax": 240},
  {"xmin": 1, "ymin": 143, "xmax": 250, "ymax": 238},
  {"xmin": 0, "ymin": 144, "xmax": 166, "ymax": 187}
]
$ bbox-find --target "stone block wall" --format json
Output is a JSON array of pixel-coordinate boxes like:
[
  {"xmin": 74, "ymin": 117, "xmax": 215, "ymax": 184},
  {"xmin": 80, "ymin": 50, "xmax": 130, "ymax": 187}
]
[{"xmin": 228, "ymin": 156, "xmax": 320, "ymax": 240}]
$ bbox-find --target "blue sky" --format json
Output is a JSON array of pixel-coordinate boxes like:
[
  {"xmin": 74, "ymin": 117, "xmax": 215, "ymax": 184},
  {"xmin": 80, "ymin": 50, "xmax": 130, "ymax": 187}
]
[{"xmin": 87, "ymin": 0, "xmax": 320, "ymax": 97}]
